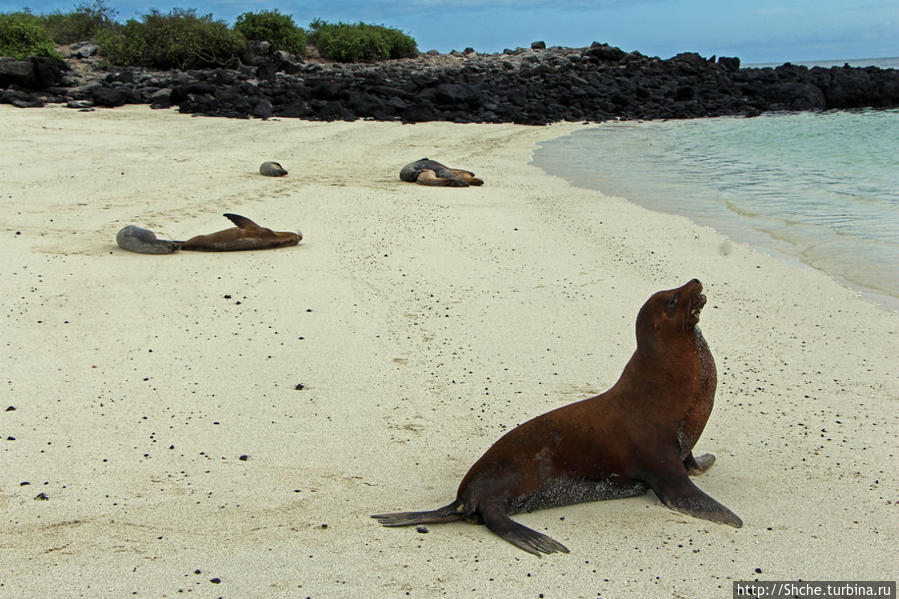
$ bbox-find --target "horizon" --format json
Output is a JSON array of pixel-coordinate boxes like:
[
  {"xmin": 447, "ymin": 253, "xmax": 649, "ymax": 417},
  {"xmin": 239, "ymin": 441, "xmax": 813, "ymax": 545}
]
[{"xmin": 3, "ymin": 0, "xmax": 897, "ymax": 65}]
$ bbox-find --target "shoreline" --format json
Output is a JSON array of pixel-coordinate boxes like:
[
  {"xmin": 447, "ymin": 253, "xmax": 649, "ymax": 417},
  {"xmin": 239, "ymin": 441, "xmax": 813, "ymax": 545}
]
[
  {"xmin": 2, "ymin": 105, "xmax": 897, "ymax": 597},
  {"xmin": 531, "ymin": 114, "xmax": 899, "ymax": 314}
]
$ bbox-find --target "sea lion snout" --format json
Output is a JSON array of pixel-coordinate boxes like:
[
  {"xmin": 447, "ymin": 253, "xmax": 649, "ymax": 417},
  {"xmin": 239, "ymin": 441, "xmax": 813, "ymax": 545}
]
[{"xmin": 684, "ymin": 279, "xmax": 705, "ymax": 325}]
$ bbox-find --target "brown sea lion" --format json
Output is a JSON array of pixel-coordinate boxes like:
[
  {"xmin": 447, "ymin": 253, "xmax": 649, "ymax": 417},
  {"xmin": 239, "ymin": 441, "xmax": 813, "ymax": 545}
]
[
  {"xmin": 116, "ymin": 214, "xmax": 301, "ymax": 254},
  {"xmin": 399, "ymin": 158, "xmax": 484, "ymax": 187},
  {"xmin": 373, "ymin": 279, "xmax": 741, "ymax": 556},
  {"xmin": 260, "ymin": 161, "xmax": 288, "ymax": 177}
]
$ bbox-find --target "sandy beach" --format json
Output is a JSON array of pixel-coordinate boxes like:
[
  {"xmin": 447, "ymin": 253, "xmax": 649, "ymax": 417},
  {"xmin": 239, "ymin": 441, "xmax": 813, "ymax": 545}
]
[{"xmin": 1, "ymin": 105, "xmax": 896, "ymax": 598}]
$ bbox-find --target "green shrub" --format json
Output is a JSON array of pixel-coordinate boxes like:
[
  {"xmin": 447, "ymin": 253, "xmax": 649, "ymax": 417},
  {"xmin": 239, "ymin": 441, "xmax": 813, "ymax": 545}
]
[
  {"xmin": 380, "ymin": 26, "xmax": 418, "ymax": 59},
  {"xmin": 42, "ymin": 0, "xmax": 117, "ymax": 45},
  {"xmin": 95, "ymin": 8, "xmax": 245, "ymax": 69},
  {"xmin": 234, "ymin": 10, "xmax": 306, "ymax": 56},
  {"xmin": 0, "ymin": 12, "xmax": 60, "ymax": 59},
  {"xmin": 309, "ymin": 19, "xmax": 417, "ymax": 62}
]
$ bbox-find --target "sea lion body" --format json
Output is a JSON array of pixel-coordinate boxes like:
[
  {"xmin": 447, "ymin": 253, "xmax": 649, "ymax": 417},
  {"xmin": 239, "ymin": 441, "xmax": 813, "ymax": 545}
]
[
  {"xmin": 116, "ymin": 214, "xmax": 301, "ymax": 254},
  {"xmin": 260, "ymin": 161, "xmax": 288, "ymax": 177},
  {"xmin": 399, "ymin": 158, "xmax": 484, "ymax": 187},
  {"xmin": 374, "ymin": 279, "xmax": 741, "ymax": 555}
]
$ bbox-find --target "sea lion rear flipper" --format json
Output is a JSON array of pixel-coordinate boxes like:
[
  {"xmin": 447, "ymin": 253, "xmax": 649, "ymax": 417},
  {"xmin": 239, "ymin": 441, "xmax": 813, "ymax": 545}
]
[
  {"xmin": 652, "ymin": 473, "xmax": 742, "ymax": 528},
  {"xmin": 222, "ymin": 213, "xmax": 260, "ymax": 230},
  {"xmin": 480, "ymin": 506, "xmax": 570, "ymax": 556},
  {"xmin": 372, "ymin": 502, "xmax": 463, "ymax": 526},
  {"xmin": 684, "ymin": 452, "xmax": 715, "ymax": 474},
  {"xmin": 449, "ymin": 169, "xmax": 484, "ymax": 186}
]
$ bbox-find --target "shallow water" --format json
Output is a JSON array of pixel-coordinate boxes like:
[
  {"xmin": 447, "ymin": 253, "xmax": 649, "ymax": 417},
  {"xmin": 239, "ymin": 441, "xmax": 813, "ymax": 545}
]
[{"xmin": 533, "ymin": 109, "xmax": 899, "ymax": 311}]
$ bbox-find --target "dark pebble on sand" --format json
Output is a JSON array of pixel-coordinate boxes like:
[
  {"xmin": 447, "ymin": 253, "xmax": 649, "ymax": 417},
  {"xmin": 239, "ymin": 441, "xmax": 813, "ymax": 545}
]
[
  {"xmin": 294, "ymin": 383, "xmax": 305, "ymax": 390},
  {"xmin": 239, "ymin": 455, "xmax": 249, "ymax": 461},
  {"xmin": 5, "ymin": 406, "xmax": 15, "ymax": 411},
  {"xmin": 416, "ymin": 526, "xmax": 429, "ymax": 533},
  {"xmin": 755, "ymin": 568, "xmax": 762, "ymax": 573},
  {"xmin": 6, "ymin": 436, "xmax": 15, "ymax": 441},
  {"xmin": 35, "ymin": 492, "xmax": 49, "ymax": 500},
  {"xmin": 223, "ymin": 294, "xmax": 231, "ymax": 299},
  {"xmin": 210, "ymin": 577, "xmax": 221, "ymax": 584}
]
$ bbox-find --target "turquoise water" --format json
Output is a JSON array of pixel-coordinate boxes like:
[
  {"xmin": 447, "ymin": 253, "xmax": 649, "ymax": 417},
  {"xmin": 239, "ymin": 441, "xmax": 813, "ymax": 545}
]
[{"xmin": 533, "ymin": 109, "xmax": 899, "ymax": 311}]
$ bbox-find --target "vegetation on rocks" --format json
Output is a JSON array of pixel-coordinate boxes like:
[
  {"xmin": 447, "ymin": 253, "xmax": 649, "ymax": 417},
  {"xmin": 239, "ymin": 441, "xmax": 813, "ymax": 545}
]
[
  {"xmin": 41, "ymin": 0, "xmax": 117, "ymax": 45},
  {"xmin": 94, "ymin": 9, "xmax": 246, "ymax": 69},
  {"xmin": 234, "ymin": 10, "xmax": 306, "ymax": 56},
  {"xmin": 308, "ymin": 19, "xmax": 418, "ymax": 62},
  {"xmin": 0, "ymin": 13, "xmax": 61, "ymax": 59},
  {"xmin": 0, "ymin": 4, "xmax": 419, "ymax": 68}
]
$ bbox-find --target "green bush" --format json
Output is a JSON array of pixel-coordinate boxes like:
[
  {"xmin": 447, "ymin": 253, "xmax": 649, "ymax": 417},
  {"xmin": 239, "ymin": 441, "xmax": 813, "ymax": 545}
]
[
  {"xmin": 0, "ymin": 12, "xmax": 60, "ymax": 59},
  {"xmin": 309, "ymin": 19, "xmax": 417, "ymax": 62},
  {"xmin": 234, "ymin": 10, "xmax": 306, "ymax": 56},
  {"xmin": 42, "ymin": 0, "xmax": 117, "ymax": 45},
  {"xmin": 95, "ymin": 8, "xmax": 245, "ymax": 69},
  {"xmin": 380, "ymin": 26, "xmax": 418, "ymax": 59}
]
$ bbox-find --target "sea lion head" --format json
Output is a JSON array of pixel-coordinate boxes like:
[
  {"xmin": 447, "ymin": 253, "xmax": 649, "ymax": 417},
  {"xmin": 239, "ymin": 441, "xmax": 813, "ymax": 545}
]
[{"xmin": 637, "ymin": 279, "xmax": 707, "ymax": 340}]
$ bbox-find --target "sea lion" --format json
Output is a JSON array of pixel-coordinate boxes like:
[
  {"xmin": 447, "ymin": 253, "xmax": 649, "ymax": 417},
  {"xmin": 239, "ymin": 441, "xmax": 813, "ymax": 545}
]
[
  {"xmin": 116, "ymin": 214, "xmax": 301, "ymax": 254},
  {"xmin": 399, "ymin": 158, "xmax": 484, "ymax": 187},
  {"xmin": 373, "ymin": 279, "xmax": 741, "ymax": 556},
  {"xmin": 260, "ymin": 161, "xmax": 288, "ymax": 177}
]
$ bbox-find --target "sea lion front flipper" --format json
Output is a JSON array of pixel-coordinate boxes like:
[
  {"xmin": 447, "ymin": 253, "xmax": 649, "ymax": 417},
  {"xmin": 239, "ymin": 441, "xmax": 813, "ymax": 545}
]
[
  {"xmin": 480, "ymin": 506, "xmax": 569, "ymax": 556},
  {"xmin": 222, "ymin": 213, "xmax": 261, "ymax": 230},
  {"xmin": 652, "ymin": 472, "xmax": 742, "ymax": 528},
  {"xmin": 372, "ymin": 501, "xmax": 463, "ymax": 526}
]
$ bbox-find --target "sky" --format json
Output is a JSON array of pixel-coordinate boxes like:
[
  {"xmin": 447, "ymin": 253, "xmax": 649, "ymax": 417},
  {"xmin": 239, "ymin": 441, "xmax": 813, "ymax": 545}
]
[{"xmin": 5, "ymin": 0, "xmax": 898, "ymax": 64}]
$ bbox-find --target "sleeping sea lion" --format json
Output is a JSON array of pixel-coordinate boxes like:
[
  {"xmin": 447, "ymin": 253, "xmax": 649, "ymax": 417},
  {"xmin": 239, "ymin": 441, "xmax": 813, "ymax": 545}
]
[
  {"xmin": 260, "ymin": 161, "xmax": 288, "ymax": 177},
  {"xmin": 399, "ymin": 158, "xmax": 484, "ymax": 187},
  {"xmin": 116, "ymin": 214, "xmax": 301, "ymax": 254},
  {"xmin": 373, "ymin": 279, "xmax": 741, "ymax": 556}
]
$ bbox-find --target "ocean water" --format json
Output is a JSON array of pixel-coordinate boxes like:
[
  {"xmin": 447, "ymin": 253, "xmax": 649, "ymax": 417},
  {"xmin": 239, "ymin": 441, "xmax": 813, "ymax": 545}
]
[
  {"xmin": 746, "ymin": 57, "xmax": 899, "ymax": 69},
  {"xmin": 533, "ymin": 108, "xmax": 899, "ymax": 311}
]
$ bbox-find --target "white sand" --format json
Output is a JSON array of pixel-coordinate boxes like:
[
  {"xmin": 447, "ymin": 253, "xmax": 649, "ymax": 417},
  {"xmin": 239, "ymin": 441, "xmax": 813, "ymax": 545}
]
[{"xmin": 1, "ymin": 105, "xmax": 896, "ymax": 598}]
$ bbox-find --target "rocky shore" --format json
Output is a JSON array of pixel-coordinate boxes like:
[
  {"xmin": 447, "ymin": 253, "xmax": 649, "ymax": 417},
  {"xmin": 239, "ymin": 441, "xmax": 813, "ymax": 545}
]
[{"xmin": 2, "ymin": 41, "xmax": 898, "ymax": 123}]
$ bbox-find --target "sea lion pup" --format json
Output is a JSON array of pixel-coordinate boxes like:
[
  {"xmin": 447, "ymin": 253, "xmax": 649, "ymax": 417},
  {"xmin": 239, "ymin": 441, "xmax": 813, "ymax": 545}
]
[
  {"xmin": 399, "ymin": 158, "xmax": 484, "ymax": 187},
  {"xmin": 116, "ymin": 214, "xmax": 302, "ymax": 254},
  {"xmin": 260, "ymin": 161, "xmax": 288, "ymax": 177},
  {"xmin": 373, "ymin": 279, "xmax": 741, "ymax": 556}
]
